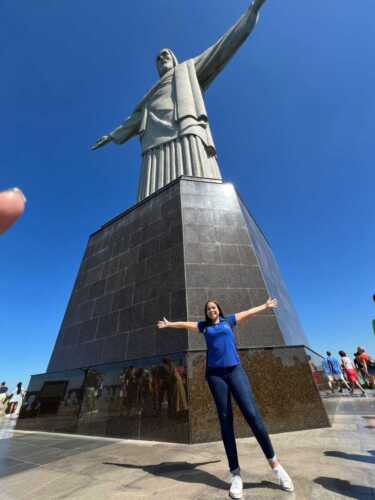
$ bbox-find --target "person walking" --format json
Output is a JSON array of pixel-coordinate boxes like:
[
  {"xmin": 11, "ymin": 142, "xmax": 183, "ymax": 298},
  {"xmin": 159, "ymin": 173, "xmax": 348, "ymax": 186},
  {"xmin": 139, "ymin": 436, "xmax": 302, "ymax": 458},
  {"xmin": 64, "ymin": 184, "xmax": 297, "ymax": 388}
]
[
  {"xmin": 324, "ymin": 352, "xmax": 352, "ymax": 394},
  {"xmin": 157, "ymin": 297, "xmax": 294, "ymax": 497},
  {"xmin": 353, "ymin": 353, "xmax": 369, "ymax": 388},
  {"xmin": 338, "ymin": 352, "xmax": 366, "ymax": 397},
  {"xmin": 356, "ymin": 347, "xmax": 375, "ymax": 389},
  {"xmin": 6, "ymin": 382, "xmax": 25, "ymax": 417},
  {"xmin": 0, "ymin": 382, "xmax": 8, "ymax": 395}
]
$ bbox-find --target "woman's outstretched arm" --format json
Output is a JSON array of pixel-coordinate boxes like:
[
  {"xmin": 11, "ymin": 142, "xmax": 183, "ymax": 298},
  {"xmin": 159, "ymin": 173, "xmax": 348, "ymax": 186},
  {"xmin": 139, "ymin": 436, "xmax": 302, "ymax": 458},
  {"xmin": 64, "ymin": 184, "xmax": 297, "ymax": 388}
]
[
  {"xmin": 235, "ymin": 297, "xmax": 278, "ymax": 324},
  {"xmin": 157, "ymin": 317, "xmax": 199, "ymax": 332}
]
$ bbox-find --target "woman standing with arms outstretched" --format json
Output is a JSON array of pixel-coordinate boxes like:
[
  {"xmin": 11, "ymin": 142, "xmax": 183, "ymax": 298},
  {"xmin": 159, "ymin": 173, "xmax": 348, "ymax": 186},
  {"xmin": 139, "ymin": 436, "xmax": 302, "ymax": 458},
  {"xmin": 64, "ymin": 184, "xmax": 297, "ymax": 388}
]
[{"xmin": 157, "ymin": 298, "xmax": 294, "ymax": 498}]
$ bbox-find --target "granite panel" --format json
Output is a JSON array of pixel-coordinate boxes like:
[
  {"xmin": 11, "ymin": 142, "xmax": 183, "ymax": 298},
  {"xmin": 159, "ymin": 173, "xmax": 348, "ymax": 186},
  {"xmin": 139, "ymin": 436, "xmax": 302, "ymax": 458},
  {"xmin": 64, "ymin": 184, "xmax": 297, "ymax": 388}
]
[
  {"xmin": 238, "ymin": 244, "xmax": 258, "ymax": 266},
  {"xmin": 61, "ymin": 326, "xmax": 80, "ymax": 347},
  {"xmin": 183, "ymin": 224, "xmax": 216, "ymax": 244},
  {"xmin": 188, "ymin": 347, "xmax": 330, "ymax": 444},
  {"xmin": 186, "ymin": 288, "xmax": 209, "ymax": 317},
  {"xmin": 88, "ymin": 280, "xmax": 106, "ymax": 300},
  {"xmin": 170, "ymin": 289, "xmax": 187, "ymax": 321},
  {"xmin": 205, "ymin": 288, "xmax": 250, "ymax": 316},
  {"xmin": 112, "ymin": 285, "xmax": 134, "ymax": 311},
  {"xmin": 101, "ymin": 256, "xmax": 120, "ymax": 279},
  {"xmin": 84, "ymin": 265, "xmax": 104, "ymax": 287},
  {"xmin": 71, "ymin": 286, "xmax": 90, "ymax": 306},
  {"xmin": 118, "ymin": 304, "xmax": 144, "ymax": 333},
  {"xmin": 96, "ymin": 312, "xmax": 119, "ymax": 339},
  {"xmin": 185, "ymin": 263, "xmax": 228, "ymax": 288},
  {"xmin": 220, "ymin": 244, "xmax": 241, "ymax": 265},
  {"xmin": 182, "ymin": 207, "xmax": 216, "ymax": 226},
  {"xmin": 237, "ymin": 314, "xmax": 285, "ymax": 347},
  {"xmin": 78, "ymin": 340, "xmax": 104, "ymax": 367},
  {"xmin": 139, "ymin": 237, "xmax": 160, "ymax": 261},
  {"xmin": 105, "ymin": 270, "xmax": 125, "ymax": 293},
  {"xmin": 79, "ymin": 319, "xmax": 99, "ymax": 344},
  {"xmin": 93, "ymin": 294, "xmax": 114, "ymax": 318},
  {"xmin": 248, "ymin": 288, "xmax": 269, "ymax": 307},
  {"xmin": 188, "ymin": 329, "xmax": 206, "ymax": 350},
  {"xmin": 156, "ymin": 329, "xmax": 187, "ymax": 355},
  {"xmin": 100, "ymin": 333, "xmax": 128, "ymax": 363},
  {"xmin": 77, "ymin": 301, "xmax": 95, "ymax": 323},
  {"xmin": 126, "ymin": 328, "xmax": 157, "ymax": 359},
  {"xmin": 224, "ymin": 265, "xmax": 264, "ymax": 288}
]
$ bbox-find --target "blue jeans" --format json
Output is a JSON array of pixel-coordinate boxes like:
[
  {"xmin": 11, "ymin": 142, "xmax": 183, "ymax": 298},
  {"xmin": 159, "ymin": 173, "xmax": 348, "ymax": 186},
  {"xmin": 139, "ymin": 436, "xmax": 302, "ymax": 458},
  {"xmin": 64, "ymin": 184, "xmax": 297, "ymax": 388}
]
[{"xmin": 206, "ymin": 364, "xmax": 275, "ymax": 473}]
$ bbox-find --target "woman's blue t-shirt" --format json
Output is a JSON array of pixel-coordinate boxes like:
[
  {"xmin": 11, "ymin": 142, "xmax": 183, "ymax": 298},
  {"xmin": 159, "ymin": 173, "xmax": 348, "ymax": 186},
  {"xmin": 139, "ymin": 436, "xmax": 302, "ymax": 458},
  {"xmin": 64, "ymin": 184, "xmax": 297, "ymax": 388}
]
[{"xmin": 197, "ymin": 315, "xmax": 240, "ymax": 368}]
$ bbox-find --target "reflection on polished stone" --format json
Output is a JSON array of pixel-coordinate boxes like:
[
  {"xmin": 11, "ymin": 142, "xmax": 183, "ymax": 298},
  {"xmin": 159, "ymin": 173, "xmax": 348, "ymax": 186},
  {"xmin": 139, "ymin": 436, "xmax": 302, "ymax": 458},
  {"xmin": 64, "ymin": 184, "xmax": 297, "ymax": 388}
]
[
  {"xmin": 18, "ymin": 347, "xmax": 329, "ymax": 443},
  {"xmin": 18, "ymin": 354, "xmax": 189, "ymax": 443}
]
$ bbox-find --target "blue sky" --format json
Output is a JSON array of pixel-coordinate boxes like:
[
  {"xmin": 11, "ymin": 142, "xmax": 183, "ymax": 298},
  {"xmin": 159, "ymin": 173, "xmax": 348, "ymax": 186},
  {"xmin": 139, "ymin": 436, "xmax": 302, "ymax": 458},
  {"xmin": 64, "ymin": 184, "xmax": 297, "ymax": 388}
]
[{"xmin": 1, "ymin": 0, "xmax": 374, "ymax": 390}]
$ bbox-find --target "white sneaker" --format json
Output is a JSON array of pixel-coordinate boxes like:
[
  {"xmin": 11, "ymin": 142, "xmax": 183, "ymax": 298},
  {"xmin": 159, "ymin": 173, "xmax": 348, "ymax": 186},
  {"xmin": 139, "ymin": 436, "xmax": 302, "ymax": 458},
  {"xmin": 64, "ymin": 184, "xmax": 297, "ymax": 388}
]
[
  {"xmin": 272, "ymin": 464, "xmax": 294, "ymax": 492},
  {"xmin": 229, "ymin": 474, "xmax": 243, "ymax": 499}
]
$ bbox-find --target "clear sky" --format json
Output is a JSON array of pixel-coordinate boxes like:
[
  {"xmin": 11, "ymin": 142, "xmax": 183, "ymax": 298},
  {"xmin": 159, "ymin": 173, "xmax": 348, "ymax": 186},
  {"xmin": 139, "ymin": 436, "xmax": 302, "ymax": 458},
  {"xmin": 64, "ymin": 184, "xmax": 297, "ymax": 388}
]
[{"xmin": 2, "ymin": 1, "xmax": 374, "ymax": 390}]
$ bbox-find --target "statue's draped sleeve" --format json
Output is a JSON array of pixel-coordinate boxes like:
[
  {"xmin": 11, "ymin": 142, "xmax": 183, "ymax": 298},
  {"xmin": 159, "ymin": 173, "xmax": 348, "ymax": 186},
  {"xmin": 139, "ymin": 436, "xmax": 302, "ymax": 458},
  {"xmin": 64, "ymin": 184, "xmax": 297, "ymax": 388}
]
[{"xmin": 194, "ymin": 6, "xmax": 259, "ymax": 91}]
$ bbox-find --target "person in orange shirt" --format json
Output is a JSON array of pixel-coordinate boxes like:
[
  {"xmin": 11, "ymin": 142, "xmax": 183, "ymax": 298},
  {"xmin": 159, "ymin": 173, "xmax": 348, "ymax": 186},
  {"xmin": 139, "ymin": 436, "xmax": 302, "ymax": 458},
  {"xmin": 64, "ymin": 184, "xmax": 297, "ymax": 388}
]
[
  {"xmin": 0, "ymin": 188, "xmax": 26, "ymax": 234},
  {"xmin": 357, "ymin": 346, "xmax": 375, "ymax": 388}
]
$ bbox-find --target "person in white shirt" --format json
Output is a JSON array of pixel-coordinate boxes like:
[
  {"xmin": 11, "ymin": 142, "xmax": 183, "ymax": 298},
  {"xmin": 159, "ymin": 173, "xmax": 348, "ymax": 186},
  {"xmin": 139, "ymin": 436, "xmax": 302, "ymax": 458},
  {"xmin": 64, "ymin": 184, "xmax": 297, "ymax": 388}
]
[
  {"xmin": 338, "ymin": 351, "xmax": 366, "ymax": 397},
  {"xmin": 7, "ymin": 382, "xmax": 25, "ymax": 417}
]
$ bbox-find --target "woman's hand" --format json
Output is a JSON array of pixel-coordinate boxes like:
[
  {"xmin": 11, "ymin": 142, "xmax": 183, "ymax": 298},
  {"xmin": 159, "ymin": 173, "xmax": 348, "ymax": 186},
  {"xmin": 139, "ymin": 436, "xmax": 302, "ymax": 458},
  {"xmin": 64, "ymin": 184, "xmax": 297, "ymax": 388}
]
[
  {"xmin": 0, "ymin": 188, "xmax": 26, "ymax": 235},
  {"xmin": 265, "ymin": 297, "xmax": 278, "ymax": 309},
  {"xmin": 157, "ymin": 317, "xmax": 170, "ymax": 329}
]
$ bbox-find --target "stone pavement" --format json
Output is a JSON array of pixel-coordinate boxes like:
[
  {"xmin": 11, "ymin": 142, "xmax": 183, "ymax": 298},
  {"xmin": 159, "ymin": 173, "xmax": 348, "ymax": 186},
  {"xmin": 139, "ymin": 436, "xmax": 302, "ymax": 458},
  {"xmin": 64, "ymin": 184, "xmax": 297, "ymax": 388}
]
[{"xmin": 0, "ymin": 392, "xmax": 374, "ymax": 499}]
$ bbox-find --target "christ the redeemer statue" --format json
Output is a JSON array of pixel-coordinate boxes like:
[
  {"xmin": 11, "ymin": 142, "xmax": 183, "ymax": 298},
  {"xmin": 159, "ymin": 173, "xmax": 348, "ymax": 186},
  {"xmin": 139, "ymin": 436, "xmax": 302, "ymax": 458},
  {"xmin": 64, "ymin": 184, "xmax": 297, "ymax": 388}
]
[{"xmin": 92, "ymin": 0, "xmax": 267, "ymax": 201}]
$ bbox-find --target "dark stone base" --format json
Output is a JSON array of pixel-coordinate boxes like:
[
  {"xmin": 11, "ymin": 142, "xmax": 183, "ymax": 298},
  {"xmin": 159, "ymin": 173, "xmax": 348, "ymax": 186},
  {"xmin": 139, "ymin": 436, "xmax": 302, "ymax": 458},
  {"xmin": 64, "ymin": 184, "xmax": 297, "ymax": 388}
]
[
  {"xmin": 17, "ymin": 346, "xmax": 330, "ymax": 443},
  {"xmin": 18, "ymin": 177, "xmax": 330, "ymax": 442}
]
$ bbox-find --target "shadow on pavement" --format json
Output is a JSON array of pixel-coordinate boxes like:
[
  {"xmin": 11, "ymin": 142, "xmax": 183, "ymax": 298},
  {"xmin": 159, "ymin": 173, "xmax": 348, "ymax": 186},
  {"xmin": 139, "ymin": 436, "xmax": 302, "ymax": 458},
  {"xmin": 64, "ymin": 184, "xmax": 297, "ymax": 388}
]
[
  {"xmin": 324, "ymin": 450, "xmax": 375, "ymax": 464},
  {"xmin": 315, "ymin": 477, "xmax": 375, "ymax": 499},
  {"xmin": 103, "ymin": 460, "xmax": 280, "ymax": 491}
]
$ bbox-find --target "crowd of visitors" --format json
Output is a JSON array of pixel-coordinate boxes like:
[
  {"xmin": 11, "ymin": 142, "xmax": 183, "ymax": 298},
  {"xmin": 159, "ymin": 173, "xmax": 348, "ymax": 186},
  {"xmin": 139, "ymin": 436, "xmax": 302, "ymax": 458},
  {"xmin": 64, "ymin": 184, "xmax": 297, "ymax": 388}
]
[
  {"xmin": 0, "ymin": 382, "xmax": 25, "ymax": 418},
  {"xmin": 323, "ymin": 346, "xmax": 375, "ymax": 397}
]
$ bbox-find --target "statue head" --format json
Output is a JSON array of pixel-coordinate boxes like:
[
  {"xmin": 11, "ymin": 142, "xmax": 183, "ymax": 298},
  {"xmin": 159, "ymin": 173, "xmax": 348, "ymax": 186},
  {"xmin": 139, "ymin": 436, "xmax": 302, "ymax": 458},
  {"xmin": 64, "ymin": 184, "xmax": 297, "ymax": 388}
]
[{"xmin": 156, "ymin": 48, "xmax": 178, "ymax": 77}]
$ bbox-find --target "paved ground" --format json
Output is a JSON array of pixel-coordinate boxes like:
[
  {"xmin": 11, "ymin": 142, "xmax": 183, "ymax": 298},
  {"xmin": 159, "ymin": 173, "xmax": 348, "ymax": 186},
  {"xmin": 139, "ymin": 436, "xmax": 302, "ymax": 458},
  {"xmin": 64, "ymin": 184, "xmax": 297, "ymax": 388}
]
[{"xmin": 0, "ymin": 392, "xmax": 375, "ymax": 499}]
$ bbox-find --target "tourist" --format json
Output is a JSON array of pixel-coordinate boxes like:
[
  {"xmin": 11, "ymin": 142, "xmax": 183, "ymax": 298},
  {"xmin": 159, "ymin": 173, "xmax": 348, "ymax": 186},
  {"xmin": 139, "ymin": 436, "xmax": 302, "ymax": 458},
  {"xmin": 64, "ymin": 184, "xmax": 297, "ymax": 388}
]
[
  {"xmin": 157, "ymin": 297, "xmax": 294, "ymax": 497},
  {"xmin": 0, "ymin": 188, "xmax": 26, "ymax": 234},
  {"xmin": 353, "ymin": 353, "xmax": 368, "ymax": 388},
  {"xmin": 324, "ymin": 352, "xmax": 352, "ymax": 394},
  {"xmin": 356, "ymin": 346, "xmax": 375, "ymax": 389},
  {"xmin": 0, "ymin": 382, "xmax": 9, "ymax": 417},
  {"xmin": 7, "ymin": 382, "xmax": 25, "ymax": 417},
  {"xmin": 0, "ymin": 382, "xmax": 8, "ymax": 394},
  {"xmin": 338, "ymin": 351, "xmax": 366, "ymax": 397}
]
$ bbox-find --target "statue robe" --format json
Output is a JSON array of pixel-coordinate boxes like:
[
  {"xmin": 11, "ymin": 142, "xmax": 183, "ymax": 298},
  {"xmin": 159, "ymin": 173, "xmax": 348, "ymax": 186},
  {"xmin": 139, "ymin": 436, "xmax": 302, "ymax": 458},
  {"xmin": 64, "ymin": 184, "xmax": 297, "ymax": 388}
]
[{"xmin": 109, "ymin": 6, "xmax": 260, "ymax": 201}]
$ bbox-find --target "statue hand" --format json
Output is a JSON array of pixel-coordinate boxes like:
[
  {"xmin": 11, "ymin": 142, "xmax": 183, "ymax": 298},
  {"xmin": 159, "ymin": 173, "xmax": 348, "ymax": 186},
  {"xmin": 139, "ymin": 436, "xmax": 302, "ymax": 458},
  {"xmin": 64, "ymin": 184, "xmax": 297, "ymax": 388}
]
[
  {"xmin": 251, "ymin": 0, "xmax": 267, "ymax": 13},
  {"xmin": 91, "ymin": 135, "xmax": 112, "ymax": 150}
]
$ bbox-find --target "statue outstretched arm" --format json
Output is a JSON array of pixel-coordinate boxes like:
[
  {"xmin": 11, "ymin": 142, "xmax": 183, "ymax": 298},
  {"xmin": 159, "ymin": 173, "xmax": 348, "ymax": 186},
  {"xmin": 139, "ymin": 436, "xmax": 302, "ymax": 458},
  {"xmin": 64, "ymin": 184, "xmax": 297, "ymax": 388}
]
[
  {"xmin": 194, "ymin": 0, "xmax": 267, "ymax": 90},
  {"xmin": 91, "ymin": 109, "xmax": 142, "ymax": 150}
]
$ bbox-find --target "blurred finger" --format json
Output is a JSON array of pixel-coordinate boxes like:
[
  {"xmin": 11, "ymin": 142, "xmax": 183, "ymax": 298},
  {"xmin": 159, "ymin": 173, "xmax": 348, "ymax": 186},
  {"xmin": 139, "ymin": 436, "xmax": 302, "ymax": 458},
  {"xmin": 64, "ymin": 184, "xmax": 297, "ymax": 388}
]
[{"xmin": 0, "ymin": 188, "xmax": 26, "ymax": 235}]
